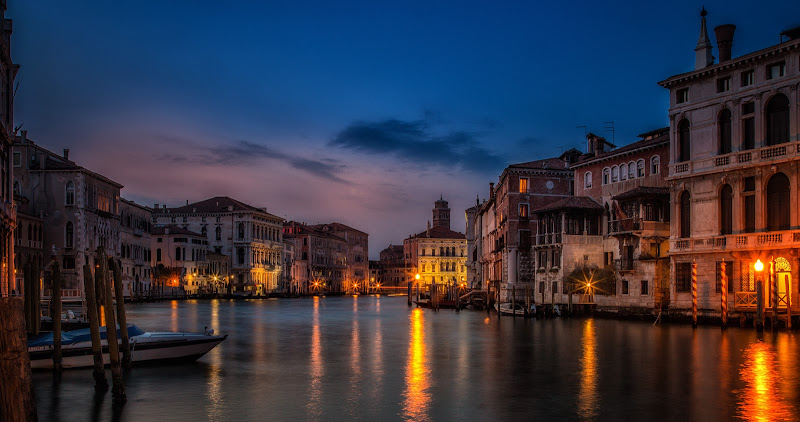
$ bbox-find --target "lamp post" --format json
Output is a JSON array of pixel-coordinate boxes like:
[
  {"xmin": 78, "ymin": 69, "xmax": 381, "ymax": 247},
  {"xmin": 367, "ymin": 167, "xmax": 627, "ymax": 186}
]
[{"xmin": 755, "ymin": 259, "xmax": 764, "ymax": 332}]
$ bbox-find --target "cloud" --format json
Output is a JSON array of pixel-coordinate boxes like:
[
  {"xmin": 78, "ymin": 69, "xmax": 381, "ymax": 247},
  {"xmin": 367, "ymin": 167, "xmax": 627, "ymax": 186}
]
[
  {"xmin": 328, "ymin": 118, "xmax": 506, "ymax": 173},
  {"xmin": 157, "ymin": 139, "xmax": 349, "ymax": 183}
]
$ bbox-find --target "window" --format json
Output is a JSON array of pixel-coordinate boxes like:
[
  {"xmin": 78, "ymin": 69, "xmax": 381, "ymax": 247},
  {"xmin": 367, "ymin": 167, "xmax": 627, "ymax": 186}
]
[
  {"xmin": 12, "ymin": 180, "xmax": 19, "ymax": 196},
  {"xmin": 156, "ymin": 248, "xmax": 161, "ymax": 262},
  {"xmin": 715, "ymin": 261, "xmax": 734, "ymax": 293},
  {"xmin": 620, "ymin": 163, "xmax": 627, "ymax": 180},
  {"xmin": 237, "ymin": 248, "xmax": 245, "ymax": 265},
  {"xmin": 676, "ymin": 88, "xmax": 688, "ymax": 104},
  {"xmin": 216, "ymin": 226, "xmax": 222, "ymax": 241},
  {"xmin": 584, "ymin": 171, "xmax": 592, "ymax": 188},
  {"xmin": 678, "ymin": 119, "xmax": 690, "ymax": 162},
  {"xmin": 62, "ymin": 256, "xmax": 75, "ymax": 270},
  {"xmin": 175, "ymin": 247, "xmax": 182, "ymax": 261},
  {"xmin": 519, "ymin": 203, "xmax": 529, "ymax": 218},
  {"xmin": 65, "ymin": 222, "xmax": 74, "ymax": 248},
  {"xmin": 621, "ymin": 279, "xmax": 629, "ymax": 295},
  {"xmin": 716, "ymin": 77, "xmax": 730, "ymax": 93},
  {"xmin": 767, "ymin": 62, "xmax": 785, "ymax": 80},
  {"xmin": 611, "ymin": 166, "xmax": 619, "ymax": 182},
  {"xmin": 628, "ymin": 162, "xmax": 636, "ymax": 179},
  {"xmin": 237, "ymin": 223, "xmax": 245, "ymax": 240},
  {"xmin": 718, "ymin": 109, "xmax": 732, "ymax": 154},
  {"xmin": 741, "ymin": 70, "xmax": 754, "ymax": 87},
  {"xmin": 766, "ymin": 172, "xmax": 790, "ymax": 231},
  {"xmin": 519, "ymin": 230, "xmax": 531, "ymax": 249},
  {"xmin": 552, "ymin": 250, "xmax": 560, "ymax": 268},
  {"xmin": 65, "ymin": 181, "xmax": 75, "ymax": 206},
  {"xmin": 539, "ymin": 251, "xmax": 547, "ymax": 269},
  {"xmin": 676, "ymin": 262, "xmax": 692, "ymax": 292},
  {"xmin": 680, "ymin": 191, "xmax": 691, "ymax": 238},
  {"xmin": 650, "ymin": 156, "xmax": 660, "ymax": 175},
  {"xmin": 742, "ymin": 102, "xmax": 755, "ymax": 150},
  {"xmin": 640, "ymin": 280, "xmax": 648, "ymax": 295},
  {"xmin": 765, "ymin": 94, "xmax": 790, "ymax": 146},
  {"xmin": 552, "ymin": 282, "xmax": 558, "ymax": 295},
  {"xmin": 539, "ymin": 281, "xmax": 544, "ymax": 294},
  {"xmin": 636, "ymin": 160, "xmax": 644, "ymax": 177},
  {"xmin": 12, "ymin": 152, "xmax": 20, "ymax": 167},
  {"xmin": 519, "ymin": 178, "xmax": 529, "ymax": 193},
  {"xmin": 720, "ymin": 184, "xmax": 733, "ymax": 235},
  {"xmin": 744, "ymin": 177, "xmax": 756, "ymax": 233},
  {"xmin": 602, "ymin": 168, "xmax": 610, "ymax": 185},
  {"xmin": 201, "ymin": 226, "xmax": 207, "ymax": 237}
]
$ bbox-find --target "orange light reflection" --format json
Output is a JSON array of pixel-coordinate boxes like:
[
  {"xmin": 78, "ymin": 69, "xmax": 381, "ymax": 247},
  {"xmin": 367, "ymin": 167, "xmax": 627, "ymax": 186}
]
[
  {"xmin": 402, "ymin": 308, "xmax": 430, "ymax": 421},
  {"xmin": 578, "ymin": 318, "xmax": 598, "ymax": 420},
  {"xmin": 307, "ymin": 296, "xmax": 323, "ymax": 419},
  {"xmin": 737, "ymin": 341, "xmax": 794, "ymax": 421}
]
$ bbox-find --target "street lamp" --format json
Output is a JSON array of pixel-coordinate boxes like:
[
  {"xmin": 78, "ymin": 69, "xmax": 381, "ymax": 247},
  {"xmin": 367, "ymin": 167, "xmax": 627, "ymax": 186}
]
[{"xmin": 755, "ymin": 259, "xmax": 765, "ymax": 331}]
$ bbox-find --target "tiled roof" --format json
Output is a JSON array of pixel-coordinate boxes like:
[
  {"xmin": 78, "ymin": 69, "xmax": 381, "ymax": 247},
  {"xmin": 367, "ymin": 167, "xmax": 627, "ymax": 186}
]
[
  {"xmin": 532, "ymin": 196, "xmax": 603, "ymax": 214},
  {"xmin": 573, "ymin": 128, "xmax": 668, "ymax": 167},
  {"xmin": 509, "ymin": 157, "xmax": 570, "ymax": 171},
  {"xmin": 162, "ymin": 196, "xmax": 282, "ymax": 220},
  {"xmin": 612, "ymin": 186, "xmax": 670, "ymax": 201},
  {"xmin": 152, "ymin": 225, "xmax": 203, "ymax": 237},
  {"xmin": 309, "ymin": 222, "xmax": 367, "ymax": 235},
  {"xmin": 409, "ymin": 225, "xmax": 466, "ymax": 240}
]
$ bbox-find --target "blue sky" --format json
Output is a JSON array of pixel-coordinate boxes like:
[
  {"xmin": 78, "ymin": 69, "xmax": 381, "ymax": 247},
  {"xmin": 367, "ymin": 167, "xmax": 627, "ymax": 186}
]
[{"xmin": 10, "ymin": 0, "xmax": 800, "ymax": 257}]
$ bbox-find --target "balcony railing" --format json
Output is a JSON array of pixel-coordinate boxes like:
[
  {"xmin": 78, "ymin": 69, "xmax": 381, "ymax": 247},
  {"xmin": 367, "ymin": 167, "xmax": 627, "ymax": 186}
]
[
  {"xmin": 608, "ymin": 218, "xmax": 641, "ymax": 234},
  {"xmin": 734, "ymin": 291, "xmax": 789, "ymax": 310},
  {"xmin": 671, "ymin": 229, "xmax": 800, "ymax": 253},
  {"xmin": 669, "ymin": 141, "xmax": 800, "ymax": 178}
]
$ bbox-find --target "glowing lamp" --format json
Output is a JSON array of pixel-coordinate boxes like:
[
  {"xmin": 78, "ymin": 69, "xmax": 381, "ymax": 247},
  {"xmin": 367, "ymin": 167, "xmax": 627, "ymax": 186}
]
[
  {"xmin": 415, "ymin": 274, "xmax": 420, "ymax": 280},
  {"xmin": 754, "ymin": 259, "xmax": 764, "ymax": 272}
]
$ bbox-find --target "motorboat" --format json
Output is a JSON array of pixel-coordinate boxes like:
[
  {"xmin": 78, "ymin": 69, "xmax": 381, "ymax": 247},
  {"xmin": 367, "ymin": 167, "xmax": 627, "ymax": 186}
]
[
  {"xmin": 28, "ymin": 324, "xmax": 226, "ymax": 370},
  {"xmin": 494, "ymin": 302, "xmax": 526, "ymax": 316}
]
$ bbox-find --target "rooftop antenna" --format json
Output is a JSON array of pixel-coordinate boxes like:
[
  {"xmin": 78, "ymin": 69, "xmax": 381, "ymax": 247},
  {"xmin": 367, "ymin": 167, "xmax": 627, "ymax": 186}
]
[{"xmin": 603, "ymin": 121, "xmax": 615, "ymax": 144}]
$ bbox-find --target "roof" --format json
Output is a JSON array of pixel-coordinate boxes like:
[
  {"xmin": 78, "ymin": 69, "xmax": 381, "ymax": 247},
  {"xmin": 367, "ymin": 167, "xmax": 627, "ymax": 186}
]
[
  {"xmin": 283, "ymin": 221, "xmax": 347, "ymax": 242},
  {"xmin": 409, "ymin": 225, "xmax": 466, "ymax": 240},
  {"xmin": 152, "ymin": 225, "xmax": 203, "ymax": 237},
  {"xmin": 309, "ymin": 222, "xmax": 367, "ymax": 236},
  {"xmin": 162, "ymin": 196, "xmax": 283, "ymax": 220},
  {"xmin": 509, "ymin": 157, "xmax": 570, "ymax": 171},
  {"xmin": 572, "ymin": 128, "xmax": 668, "ymax": 168},
  {"xmin": 206, "ymin": 251, "xmax": 229, "ymax": 260},
  {"xmin": 532, "ymin": 196, "xmax": 603, "ymax": 214},
  {"xmin": 612, "ymin": 186, "xmax": 670, "ymax": 201}
]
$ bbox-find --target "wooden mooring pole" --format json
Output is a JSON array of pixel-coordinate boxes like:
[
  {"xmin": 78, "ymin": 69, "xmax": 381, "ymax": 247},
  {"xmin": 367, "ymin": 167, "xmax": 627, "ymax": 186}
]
[
  {"xmin": 691, "ymin": 262, "xmax": 698, "ymax": 328},
  {"xmin": 83, "ymin": 261, "xmax": 108, "ymax": 392},
  {"xmin": 0, "ymin": 298, "xmax": 38, "ymax": 421},
  {"xmin": 755, "ymin": 278, "xmax": 764, "ymax": 332},
  {"xmin": 51, "ymin": 259, "xmax": 63, "ymax": 372},
  {"xmin": 771, "ymin": 262, "xmax": 778, "ymax": 332},
  {"xmin": 785, "ymin": 278, "xmax": 792, "ymax": 329},
  {"xmin": 99, "ymin": 249, "xmax": 126, "ymax": 403},
  {"xmin": 720, "ymin": 261, "xmax": 727, "ymax": 328},
  {"xmin": 111, "ymin": 258, "xmax": 131, "ymax": 368}
]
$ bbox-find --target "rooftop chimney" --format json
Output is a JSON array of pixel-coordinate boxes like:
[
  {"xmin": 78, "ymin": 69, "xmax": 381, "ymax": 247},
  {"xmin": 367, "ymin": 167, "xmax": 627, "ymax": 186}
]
[
  {"xmin": 714, "ymin": 24, "xmax": 736, "ymax": 62},
  {"xmin": 695, "ymin": 8, "xmax": 715, "ymax": 70},
  {"xmin": 63, "ymin": 148, "xmax": 69, "ymax": 160},
  {"xmin": 154, "ymin": 203, "xmax": 159, "ymax": 209},
  {"xmin": 489, "ymin": 182, "xmax": 495, "ymax": 200},
  {"xmin": 21, "ymin": 130, "xmax": 27, "ymax": 141}
]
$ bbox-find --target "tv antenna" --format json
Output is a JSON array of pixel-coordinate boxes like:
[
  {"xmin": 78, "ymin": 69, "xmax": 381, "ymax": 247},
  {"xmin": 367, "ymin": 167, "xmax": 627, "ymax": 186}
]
[{"xmin": 603, "ymin": 121, "xmax": 615, "ymax": 144}]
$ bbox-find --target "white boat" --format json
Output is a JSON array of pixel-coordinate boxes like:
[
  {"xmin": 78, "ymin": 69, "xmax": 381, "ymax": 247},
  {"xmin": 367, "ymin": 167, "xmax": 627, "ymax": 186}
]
[
  {"xmin": 494, "ymin": 302, "xmax": 526, "ymax": 316},
  {"xmin": 28, "ymin": 324, "xmax": 226, "ymax": 370}
]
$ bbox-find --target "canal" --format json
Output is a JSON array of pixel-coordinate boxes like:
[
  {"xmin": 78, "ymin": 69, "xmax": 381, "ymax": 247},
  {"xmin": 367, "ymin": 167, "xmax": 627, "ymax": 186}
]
[{"xmin": 32, "ymin": 296, "xmax": 800, "ymax": 421}]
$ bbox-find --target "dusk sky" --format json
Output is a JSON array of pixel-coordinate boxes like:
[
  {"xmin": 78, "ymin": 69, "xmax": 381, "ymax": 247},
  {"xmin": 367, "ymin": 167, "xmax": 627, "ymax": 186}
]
[{"xmin": 9, "ymin": 1, "xmax": 800, "ymax": 258}]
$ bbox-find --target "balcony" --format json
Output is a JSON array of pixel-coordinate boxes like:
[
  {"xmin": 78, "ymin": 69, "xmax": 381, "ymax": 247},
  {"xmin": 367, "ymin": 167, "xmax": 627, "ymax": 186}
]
[
  {"xmin": 669, "ymin": 142, "xmax": 799, "ymax": 178},
  {"xmin": 671, "ymin": 229, "xmax": 800, "ymax": 254},
  {"xmin": 535, "ymin": 233, "xmax": 602, "ymax": 247}
]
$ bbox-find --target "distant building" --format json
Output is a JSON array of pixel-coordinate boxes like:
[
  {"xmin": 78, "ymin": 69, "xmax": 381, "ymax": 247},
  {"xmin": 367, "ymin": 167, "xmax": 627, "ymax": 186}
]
[
  {"xmin": 308, "ymin": 222, "xmax": 369, "ymax": 290},
  {"xmin": 151, "ymin": 225, "xmax": 207, "ymax": 295},
  {"xmin": 658, "ymin": 13, "xmax": 800, "ymax": 317},
  {"xmin": 378, "ymin": 244, "xmax": 406, "ymax": 287},
  {"xmin": 283, "ymin": 221, "xmax": 348, "ymax": 294},
  {"xmin": 119, "ymin": 199, "xmax": 153, "ymax": 298},
  {"xmin": 153, "ymin": 196, "xmax": 285, "ymax": 295},
  {"xmin": 404, "ymin": 198, "xmax": 467, "ymax": 289},
  {"xmin": 0, "ymin": 0, "xmax": 17, "ymax": 298}
]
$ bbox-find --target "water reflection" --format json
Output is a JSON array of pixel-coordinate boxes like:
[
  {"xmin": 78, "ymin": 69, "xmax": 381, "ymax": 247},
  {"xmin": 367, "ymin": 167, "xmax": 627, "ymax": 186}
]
[
  {"xmin": 402, "ymin": 308, "xmax": 430, "ymax": 421},
  {"xmin": 170, "ymin": 300, "xmax": 178, "ymax": 332},
  {"xmin": 347, "ymin": 296, "xmax": 362, "ymax": 418},
  {"xmin": 307, "ymin": 296, "xmax": 323, "ymax": 420},
  {"xmin": 205, "ymin": 300, "xmax": 223, "ymax": 421},
  {"xmin": 737, "ymin": 340, "xmax": 795, "ymax": 421},
  {"xmin": 578, "ymin": 318, "xmax": 598, "ymax": 420}
]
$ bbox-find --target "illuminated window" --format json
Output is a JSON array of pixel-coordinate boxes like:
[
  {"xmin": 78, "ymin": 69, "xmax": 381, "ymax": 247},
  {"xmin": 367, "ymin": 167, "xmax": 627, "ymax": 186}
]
[
  {"xmin": 519, "ymin": 203, "xmax": 529, "ymax": 218},
  {"xmin": 519, "ymin": 178, "xmax": 529, "ymax": 193}
]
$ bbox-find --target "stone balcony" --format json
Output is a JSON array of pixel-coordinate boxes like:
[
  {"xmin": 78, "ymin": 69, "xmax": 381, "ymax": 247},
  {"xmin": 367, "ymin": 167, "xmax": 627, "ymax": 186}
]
[
  {"xmin": 535, "ymin": 233, "xmax": 603, "ymax": 247},
  {"xmin": 671, "ymin": 229, "xmax": 800, "ymax": 254},
  {"xmin": 669, "ymin": 142, "xmax": 799, "ymax": 178}
]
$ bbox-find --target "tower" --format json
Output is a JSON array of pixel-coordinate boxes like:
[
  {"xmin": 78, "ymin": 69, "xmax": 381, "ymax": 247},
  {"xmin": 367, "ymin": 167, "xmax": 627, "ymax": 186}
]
[
  {"xmin": 432, "ymin": 196, "xmax": 450, "ymax": 229},
  {"xmin": 694, "ymin": 7, "xmax": 715, "ymax": 70}
]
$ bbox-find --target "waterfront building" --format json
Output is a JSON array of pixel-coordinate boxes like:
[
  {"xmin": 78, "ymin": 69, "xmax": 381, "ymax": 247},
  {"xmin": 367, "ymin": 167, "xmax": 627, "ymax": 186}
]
[
  {"xmin": 283, "ymin": 221, "xmax": 347, "ymax": 294},
  {"xmin": 154, "ymin": 197, "xmax": 285, "ymax": 295},
  {"xmin": 13, "ymin": 197, "xmax": 43, "ymax": 296},
  {"xmin": 404, "ymin": 198, "xmax": 467, "ymax": 290},
  {"xmin": 658, "ymin": 12, "xmax": 800, "ymax": 317},
  {"xmin": 13, "ymin": 133, "xmax": 122, "ymax": 295},
  {"xmin": 378, "ymin": 244, "xmax": 406, "ymax": 287},
  {"xmin": 206, "ymin": 250, "xmax": 231, "ymax": 294},
  {"xmin": 468, "ymin": 152, "xmax": 577, "ymax": 296},
  {"xmin": 308, "ymin": 222, "xmax": 368, "ymax": 291},
  {"xmin": 0, "ymin": 0, "xmax": 16, "ymax": 298},
  {"xmin": 119, "ymin": 198, "xmax": 153, "ymax": 298}
]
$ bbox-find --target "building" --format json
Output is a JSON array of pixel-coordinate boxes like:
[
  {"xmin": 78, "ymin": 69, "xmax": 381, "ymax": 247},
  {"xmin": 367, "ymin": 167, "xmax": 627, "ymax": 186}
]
[
  {"xmin": 283, "ymin": 221, "xmax": 347, "ymax": 294},
  {"xmin": 13, "ymin": 133, "xmax": 122, "ymax": 296},
  {"xmin": 153, "ymin": 196, "xmax": 285, "ymax": 295},
  {"xmin": 404, "ymin": 198, "xmax": 467, "ymax": 290},
  {"xmin": 0, "ymin": 0, "xmax": 16, "ymax": 298},
  {"xmin": 308, "ymin": 222, "xmax": 369, "ymax": 290},
  {"xmin": 378, "ymin": 244, "xmax": 406, "ymax": 287},
  {"xmin": 658, "ymin": 12, "xmax": 800, "ymax": 317},
  {"xmin": 119, "ymin": 199, "xmax": 153, "ymax": 298},
  {"xmin": 468, "ymin": 152, "xmax": 577, "ymax": 296},
  {"xmin": 151, "ymin": 225, "xmax": 207, "ymax": 295}
]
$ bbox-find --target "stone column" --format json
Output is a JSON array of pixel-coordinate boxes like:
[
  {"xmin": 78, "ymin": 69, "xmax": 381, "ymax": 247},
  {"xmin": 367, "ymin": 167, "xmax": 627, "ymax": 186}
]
[
  {"xmin": 755, "ymin": 172, "xmax": 764, "ymax": 231},
  {"xmin": 732, "ymin": 177, "xmax": 742, "ymax": 233}
]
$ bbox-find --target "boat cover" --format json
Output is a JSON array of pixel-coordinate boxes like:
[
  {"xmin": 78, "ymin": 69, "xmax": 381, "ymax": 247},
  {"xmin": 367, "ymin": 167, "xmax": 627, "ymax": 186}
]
[{"xmin": 28, "ymin": 324, "xmax": 145, "ymax": 347}]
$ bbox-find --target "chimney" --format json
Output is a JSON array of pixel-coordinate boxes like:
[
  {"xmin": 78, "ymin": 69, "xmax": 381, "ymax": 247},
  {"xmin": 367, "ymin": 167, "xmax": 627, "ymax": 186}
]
[
  {"xmin": 63, "ymin": 148, "xmax": 69, "ymax": 160},
  {"xmin": 426, "ymin": 221, "xmax": 430, "ymax": 238},
  {"xmin": 154, "ymin": 203, "xmax": 159, "ymax": 209},
  {"xmin": 714, "ymin": 24, "xmax": 736, "ymax": 62},
  {"xmin": 489, "ymin": 182, "xmax": 495, "ymax": 200},
  {"xmin": 186, "ymin": 200, "xmax": 189, "ymax": 205},
  {"xmin": 695, "ymin": 8, "xmax": 715, "ymax": 70},
  {"xmin": 21, "ymin": 130, "xmax": 27, "ymax": 141}
]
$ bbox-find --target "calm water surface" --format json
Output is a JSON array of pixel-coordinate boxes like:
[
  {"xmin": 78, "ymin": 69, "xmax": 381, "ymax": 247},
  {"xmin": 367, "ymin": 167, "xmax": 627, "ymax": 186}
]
[{"xmin": 32, "ymin": 296, "xmax": 800, "ymax": 421}]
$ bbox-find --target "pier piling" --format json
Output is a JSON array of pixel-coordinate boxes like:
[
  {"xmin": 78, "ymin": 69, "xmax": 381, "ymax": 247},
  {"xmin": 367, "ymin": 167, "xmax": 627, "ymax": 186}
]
[
  {"xmin": 51, "ymin": 259, "xmax": 63, "ymax": 372},
  {"xmin": 83, "ymin": 261, "xmax": 108, "ymax": 392},
  {"xmin": 111, "ymin": 259, "xmax": 131, "ymax": 368},
  {"xmin": 0, "ymin": 298, "xmax": 38, "ymax": 421},
  {"xmin": 99, "ymin": 249, "xmax": 126, "ymax": 403}
]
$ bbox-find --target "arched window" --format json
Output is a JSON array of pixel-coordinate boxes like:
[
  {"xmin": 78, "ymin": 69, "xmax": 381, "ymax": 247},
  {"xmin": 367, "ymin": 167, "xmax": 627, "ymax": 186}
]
[
  {"xmin": 238, "ymin": 248, "xmax": 245, "ymax": 265},
  {"xmin": 237, "ymin": 223, "xmax": 245, "ymax": 240},
  {"xmin": 636, "ymin": 159, "xmax": 645, "ymax": 177},
  {"xmin": 650, "ymin": 156, "xmax": 660, "ymax": 175},
  {"xmin": 620, "ymin": 163, "xmax": 627, "ymax": 180},
  {"xmin": 65, "ymin": 181, "xmax": 75, "ymax": 206},
  {"xmin": 718, "ymin": 108, "xmax": 732, "ymax": 154},
  {"xmin": 216, "ymin": 226, "xmax": 222, "ymax": 241},
  {"xmin": 678, "ymin": 119, "xmax": 690, "ymax": 162},
  {"xmin": 765, "ymin": 94, "xmax": 790, "ymax": 146},
  {"xmin": 584, "ymin": 171, "xmax": 592, "ymax": 188},
  {"xmin": 767, "ymin": 173, "xmax": 790, "ymax": 231},
  {"xmin": 680, "ymin": 191, "xmax": 691, "ymax": 238},
  {"xmin": 602, "ymin": 168, "xmax": 610, "ymax": 185},
  {"xmin": 176, "ymin": 247, "xmax": 182, "ymax": 261},
  {"xmin": 628, "ymin": 161, "xmax": 636, "ymax": 179},
  {"xmin": 611, "ymin": 166, "xmax": 619, "ymax": 182},
  {"xmin": 65, "ymin": 222, "xmax": 74, "ymax": 248},
  {"xmin": 720, "ymin": 184, "xmax": 733, "ymax": 235},
  {"xmin": 201, "ymin": 226, "xmax": 207, "ymax": 237}
]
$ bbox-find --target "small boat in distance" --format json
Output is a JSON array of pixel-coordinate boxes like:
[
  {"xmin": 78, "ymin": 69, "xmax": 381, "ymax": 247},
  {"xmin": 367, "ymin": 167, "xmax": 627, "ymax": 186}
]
[
  {"xmin": 494, "ymin": 302, "xmax": 526, "ymax": 316},
  {"xmin": 28, "ymin": 324, "xmax": 226, "ymax": 370}
]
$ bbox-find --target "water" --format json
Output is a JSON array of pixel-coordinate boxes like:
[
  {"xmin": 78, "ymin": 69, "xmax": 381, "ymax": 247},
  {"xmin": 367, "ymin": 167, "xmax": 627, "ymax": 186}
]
[{"xmin": 32, "ymin": 296, "xmax": 800, "ymax": 421}]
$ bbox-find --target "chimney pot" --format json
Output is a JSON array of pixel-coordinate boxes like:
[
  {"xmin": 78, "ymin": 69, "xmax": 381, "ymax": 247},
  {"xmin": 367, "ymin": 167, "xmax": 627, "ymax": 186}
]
[
  {"xmin": 714, "ymin": 24, "xmax": 736, "ymax": 62},
  {"xmin": 63, "ymin": 148, "xmax": 69, "ymax": 160},
  {"xmin": 489, "ymin": 182, "xmax": 495, "ymax": 200},
  {"xmin": 154, "ymin": 203, "xmax": 159, "ymax": 209}
]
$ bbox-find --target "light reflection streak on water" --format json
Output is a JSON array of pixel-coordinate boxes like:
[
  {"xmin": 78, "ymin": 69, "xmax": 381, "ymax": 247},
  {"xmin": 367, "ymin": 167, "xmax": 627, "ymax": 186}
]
[
  {"xmin": 348, "ymin": 295, "xmax": 362, "ymax": 417},
  {"xmin": 737, "ymin": 341, "xmax": 794, "ymax": 421},
  {"xmin": 170, "ymin": 300, "xmax": 178, "ymax": 332},
  {"xmin": 578, "ymin": 318, "xmax": 598, "ymax": 420},
  {"xmin": 306, "ymin": 296, "xmax": 323, "ymax": 420},
  {"xmin": 205, "ymin": 299, "xmax": 223, "ymax": 421},
  {"xmin": 402, "ymin": 308, "xmax": 430, "ymax": 421},
  {"xmin": 372, "ymin": 298, "xmax": 384, "ymax": 406}
]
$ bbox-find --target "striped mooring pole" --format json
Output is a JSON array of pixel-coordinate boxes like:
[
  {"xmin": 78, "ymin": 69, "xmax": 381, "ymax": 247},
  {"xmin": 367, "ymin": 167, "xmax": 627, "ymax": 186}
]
[
  {"xmin": 771, "ymin": 261, "xmax": 778, "ymax": 331},
  {"xmin": 720, "ymin": 261, "xmax": 727, "ymax": 328},
  {"xmin": 692, "ymin": 261, "xmax": 698, "ymax": 328}
]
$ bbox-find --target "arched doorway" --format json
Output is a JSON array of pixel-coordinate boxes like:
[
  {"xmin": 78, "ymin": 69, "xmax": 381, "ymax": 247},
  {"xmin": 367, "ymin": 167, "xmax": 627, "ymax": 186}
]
[{"xmin": 774, "ymin": 257, "xmax": 791, "ymax": 308}]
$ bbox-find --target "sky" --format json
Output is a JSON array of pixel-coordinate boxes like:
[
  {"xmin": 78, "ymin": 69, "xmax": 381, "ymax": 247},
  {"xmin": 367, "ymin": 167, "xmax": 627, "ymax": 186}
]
[{"xmin": 9, "ymin": 0, "xmax": 800, "ymax": 258}]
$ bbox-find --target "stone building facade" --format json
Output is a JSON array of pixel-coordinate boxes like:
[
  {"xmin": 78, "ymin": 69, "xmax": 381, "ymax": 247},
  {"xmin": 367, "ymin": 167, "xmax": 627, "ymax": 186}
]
[
  {"xmin": 404, "ymin": 198, "xmax": 467, "ymax": 290},
  {"xmin": 283, "ymin": 221, "xmax": 347, "ymax": 294},
  {"xmin": 658, "ymin": 13, "xmax": 800, "ymax": 317},
  {"xmin": 119, "ymin": 198, "xmax": 152, "ymax": 298},
  {"xmin": 0, "ymin": 0, "xmax": 16, "ymax": 298},
  {"xmin": 151, "ymin": 225, "xmax": 207, "ymax": 295},
  {"xmin": 308, "ymin": 222, "xmax": 368, "ymax": 289},
  {"xmin": 154, "ymin": 196, "xmax": 285, "ymax": 295}
]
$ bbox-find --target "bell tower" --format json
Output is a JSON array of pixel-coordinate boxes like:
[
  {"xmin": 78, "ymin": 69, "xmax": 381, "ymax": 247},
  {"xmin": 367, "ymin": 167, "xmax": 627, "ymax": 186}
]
[{"xmin": 432, "ymin": 196, "xmax": 450, "ymax": 229}]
